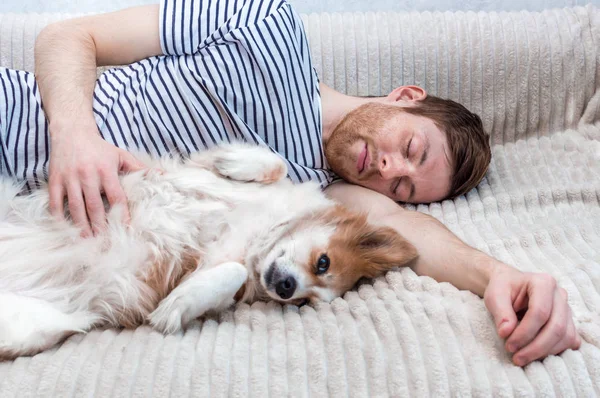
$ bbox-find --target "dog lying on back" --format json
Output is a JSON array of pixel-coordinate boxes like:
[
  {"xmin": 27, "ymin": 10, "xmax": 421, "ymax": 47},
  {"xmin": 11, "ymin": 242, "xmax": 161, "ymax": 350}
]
[{"xmin": 0, "ymin": 143, "xmax": 417, "ymax": 360}]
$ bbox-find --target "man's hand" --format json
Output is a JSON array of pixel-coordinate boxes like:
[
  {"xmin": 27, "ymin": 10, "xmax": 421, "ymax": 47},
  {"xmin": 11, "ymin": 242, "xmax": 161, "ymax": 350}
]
[
  {"xmin": 325, "ymin": 182, "xmax": 582, "ymax": 366},
  {"xmin": 49, "ymin": 120, "xmax": 145, "ymax": 237},
  {"xmin": 484, "ymin": 265, "xmax": 581, "ymax": 366}
]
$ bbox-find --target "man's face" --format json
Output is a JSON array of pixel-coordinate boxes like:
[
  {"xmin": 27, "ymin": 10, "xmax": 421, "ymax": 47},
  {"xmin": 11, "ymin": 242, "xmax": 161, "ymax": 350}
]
[{"xmin": 324, "ymin": 102, "xmax": 452, "ymax": 204}]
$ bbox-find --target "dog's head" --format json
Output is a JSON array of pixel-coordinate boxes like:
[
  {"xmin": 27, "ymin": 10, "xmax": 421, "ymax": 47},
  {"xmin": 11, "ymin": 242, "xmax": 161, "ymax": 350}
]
[{"xmin": 256, "ymin": 205, "xmax": 418, "ymax": 306}]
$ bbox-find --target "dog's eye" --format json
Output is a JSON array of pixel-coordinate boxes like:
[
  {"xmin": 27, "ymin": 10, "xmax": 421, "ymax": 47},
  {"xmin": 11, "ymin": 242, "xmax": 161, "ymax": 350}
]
[{"xmin": 315, "ymin": 254, "xmax": 330, "ymax": 275}]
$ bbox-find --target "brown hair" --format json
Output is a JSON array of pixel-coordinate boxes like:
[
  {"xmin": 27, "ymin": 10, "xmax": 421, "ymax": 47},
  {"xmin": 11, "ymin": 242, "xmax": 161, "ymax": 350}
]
[{"xmin": 401, "ymin": 96, "xmax": 491, "ymax": 199}]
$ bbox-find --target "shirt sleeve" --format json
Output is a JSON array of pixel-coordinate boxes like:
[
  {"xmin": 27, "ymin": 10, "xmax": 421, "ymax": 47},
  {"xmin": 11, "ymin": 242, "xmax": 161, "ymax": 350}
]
[{"xmin": 159, "ymin": 0, "xmax": 288, "ymax": 56}]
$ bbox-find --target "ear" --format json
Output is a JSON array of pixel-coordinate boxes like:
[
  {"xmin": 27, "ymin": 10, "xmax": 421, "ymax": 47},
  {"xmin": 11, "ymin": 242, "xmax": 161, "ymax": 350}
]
[
  {"xmin": 356, "ymin": 226, "xmax": 418, "ymax": 278},
  {"xmin": 386, "ymin": 86, "xmax": 427, "ymax": 103}
]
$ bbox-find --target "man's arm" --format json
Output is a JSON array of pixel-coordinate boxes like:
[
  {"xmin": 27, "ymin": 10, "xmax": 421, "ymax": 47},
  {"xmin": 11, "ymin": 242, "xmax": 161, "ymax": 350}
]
[
  {"xmin": 34, "ymin": 5, "xmax": 162, "ymax": 236},
  {"xmin": 326, "ymin": 182, "xmax": 497, "ymax": 293},
  {"xmin": 326, "ymin": 182, "xmax": 580, "ymax": 366}
]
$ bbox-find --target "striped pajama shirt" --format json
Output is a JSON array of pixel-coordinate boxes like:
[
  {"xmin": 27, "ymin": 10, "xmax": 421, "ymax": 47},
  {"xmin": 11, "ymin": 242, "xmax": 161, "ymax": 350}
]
[{"xmin": 0, "ymin": 0, "xmax": 336, "ymax": 191}]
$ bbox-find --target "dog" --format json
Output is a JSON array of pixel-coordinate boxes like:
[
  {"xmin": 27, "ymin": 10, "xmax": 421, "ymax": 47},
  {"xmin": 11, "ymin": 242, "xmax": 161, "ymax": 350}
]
[{"xmin": 0, "ymin": 143, "xmax": 417, "ymax": 360}]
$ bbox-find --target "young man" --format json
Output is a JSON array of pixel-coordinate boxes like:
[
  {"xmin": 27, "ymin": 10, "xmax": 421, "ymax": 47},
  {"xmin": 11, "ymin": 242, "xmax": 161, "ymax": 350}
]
[{"xmin": 0, "ymin": 0, "xmax": 579, "ymax": 366}]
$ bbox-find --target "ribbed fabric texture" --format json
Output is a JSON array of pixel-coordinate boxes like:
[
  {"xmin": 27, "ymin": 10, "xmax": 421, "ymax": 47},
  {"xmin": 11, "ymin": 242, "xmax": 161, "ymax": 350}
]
[
  {"xmin": 1, "ymin": 6, "xmax": 600, "ymax": 397},
  {"xmin": 301, "ymin": 6, "xmax": 600, "ymax": 144}
]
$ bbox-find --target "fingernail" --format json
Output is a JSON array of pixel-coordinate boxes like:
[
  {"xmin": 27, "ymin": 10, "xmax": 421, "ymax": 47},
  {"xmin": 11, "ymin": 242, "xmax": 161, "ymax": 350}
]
[
  {"xmin": 508, "ymin": 344, "xmax": 518, "ymax": 353},
  {"xmin": 514, "ymin": 356, "xmax": 524, "ymax": 366}
]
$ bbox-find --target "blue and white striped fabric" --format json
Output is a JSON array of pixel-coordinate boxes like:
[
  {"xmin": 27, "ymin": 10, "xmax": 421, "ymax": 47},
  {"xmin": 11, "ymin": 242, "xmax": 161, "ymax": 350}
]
[{"xmin": 0, "ymin": 0, "xmax": 335, "ymax": 191}]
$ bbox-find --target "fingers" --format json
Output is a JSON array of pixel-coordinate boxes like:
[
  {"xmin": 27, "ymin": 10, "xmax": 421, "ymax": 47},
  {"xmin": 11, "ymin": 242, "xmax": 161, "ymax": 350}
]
[
  {"xmin": 486, "ymin": 269, "xmax": 582, "ymax": 367},
  {"xmin": 66, "ymin": 181, "xmax": 93, "ymax": 238},
  {"xmin": 82, "ymin": 179, "xmax": 107, "ymax": 236},
  {"xmin": 484, "ymin": 275, "xmax": 518, "ymax": 339},
  {"xmin": 50, "ymin": 167, "xmax": 98, "ymax": 236},
  {"xmin": 48, "ymin": 176, "xmax": 66, "ymax": 220},
  {"xmin": 511, "ymin": 288, "xmax": 568, "ymax": 366},
  {"xmin": 48, "ymin": 134, "xmax": 135, "ymax": 234},
  {"xmin": 505, "ymin": 274, "xmax": 555, "ymax": 354},
  {"xmin": 63, "ymin": 170, "xmax": 128, "ymax": 234},
  {"xmin": 549, "ymin": 306, "xmax": 581, "ymax": 356},
  {"xmin": 120, "ymin": 151, "xmax": 146, "ymax": 173},
  {"xmin": 102, "ymin": 170, "xmax": 131, "ymax": 224}
]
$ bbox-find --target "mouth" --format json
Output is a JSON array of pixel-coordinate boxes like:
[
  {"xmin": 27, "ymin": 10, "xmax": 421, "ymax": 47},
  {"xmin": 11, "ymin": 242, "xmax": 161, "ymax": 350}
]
[
  {"xmin": 357, "ymin": 143, "xmax": 369, "ymax": 174},
  {"xmin": 292, "ymin": 298, "xmax": 310, "ymax": 307}
]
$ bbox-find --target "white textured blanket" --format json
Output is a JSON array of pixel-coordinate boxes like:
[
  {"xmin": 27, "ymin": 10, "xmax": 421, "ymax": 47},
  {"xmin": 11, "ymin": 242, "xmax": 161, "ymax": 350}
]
[{"xmin": 1, "ymin": 6, "xmax": 600, "ymax": 397}]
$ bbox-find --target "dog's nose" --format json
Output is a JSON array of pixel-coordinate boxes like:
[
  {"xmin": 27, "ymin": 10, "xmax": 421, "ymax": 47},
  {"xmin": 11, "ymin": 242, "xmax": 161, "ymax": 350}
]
[{"xmin": 275, "ymin": 276, "xmax": 296, "ymax": 299}]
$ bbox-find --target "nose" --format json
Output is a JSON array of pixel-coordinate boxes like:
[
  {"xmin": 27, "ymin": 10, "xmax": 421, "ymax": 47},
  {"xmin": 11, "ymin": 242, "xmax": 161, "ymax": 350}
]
[
  {"xmin": 378, "ymin": 153, "xmax": 408, "ymax": 180},
  {"xmin": 275, "ymin": 276, "xmax": 297, "ymax": 299}
]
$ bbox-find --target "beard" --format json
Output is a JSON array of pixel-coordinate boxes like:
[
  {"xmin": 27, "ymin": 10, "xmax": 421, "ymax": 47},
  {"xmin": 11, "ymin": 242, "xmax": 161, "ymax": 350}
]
[{"xmin": 324, "ymin": 102, "xmax": 399, "ymax": 183}]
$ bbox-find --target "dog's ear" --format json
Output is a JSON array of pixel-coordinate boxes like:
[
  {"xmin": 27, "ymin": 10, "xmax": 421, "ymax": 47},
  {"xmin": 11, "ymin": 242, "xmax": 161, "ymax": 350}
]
[{"xmin": 356, "ymin": 225, "xmax": 418, "ymax": 278}]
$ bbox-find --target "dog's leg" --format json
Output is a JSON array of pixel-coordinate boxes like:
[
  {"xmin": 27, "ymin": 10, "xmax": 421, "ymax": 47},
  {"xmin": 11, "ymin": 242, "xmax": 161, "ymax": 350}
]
[
  {"xmin": 148, "ymin": 262, "xmax": 247, "ymax": 334},
  {"xmin": 0, "ymin": 293, "xmax": 97, "ymax": 360},
  {"xmin": 191, "ymin": 144, "xmax": 288, "ymax": 184}
]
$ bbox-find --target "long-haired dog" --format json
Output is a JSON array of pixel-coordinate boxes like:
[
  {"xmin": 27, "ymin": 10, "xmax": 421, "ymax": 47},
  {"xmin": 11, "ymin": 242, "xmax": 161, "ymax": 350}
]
[{"xmin": 0, "ymin": 143, "xmax": 417, "ymax": 360}]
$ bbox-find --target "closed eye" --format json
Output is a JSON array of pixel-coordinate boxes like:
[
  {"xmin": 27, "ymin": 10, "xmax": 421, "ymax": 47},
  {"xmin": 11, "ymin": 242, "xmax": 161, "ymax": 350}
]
[{"xmin": 406, "ymin": 136, "xmax": 413, "ymax": 158}]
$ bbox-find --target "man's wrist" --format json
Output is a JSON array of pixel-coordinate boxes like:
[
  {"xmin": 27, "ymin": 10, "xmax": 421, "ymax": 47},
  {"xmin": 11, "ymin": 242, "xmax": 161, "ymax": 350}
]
[
  {"xmin": 462, "ymin": 250, "xmax": 510, "ymax": 297},
  {"xmin": 49, "ymin": 115, "xmax": 98, "ymax": 138}
]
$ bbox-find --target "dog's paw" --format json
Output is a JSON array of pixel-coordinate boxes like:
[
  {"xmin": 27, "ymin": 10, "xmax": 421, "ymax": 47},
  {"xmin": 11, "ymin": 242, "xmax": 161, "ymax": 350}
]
[
  {"xmin": 0, "ymin": 341, "xmax": 21, "ymax": 361},
  {"xmin": 0, "ymin": 334, "xmax": 56, "ymax": 361},
  {"xmin": 148, "ymin": 262, "xmax": 249, "ymax": 334},
  {"xmin": 223, "ymin": 262, "xmax": 249, "ymax": 286},
  {"xmin": 213, "ymin": 146, "xmax": 287, "ymax": 184},
  {"xmin": 0, "ymin": 321, "xmax": 77, "ymax": 361},
  {"xmin": 148, "ymin": 301, "xmax": 184, "ymax": 334},
  {"xmin": 148, "ymin": 297, "xmax": 189, "ymax": 334},
  {"xmin": 0, "ymin": 295, "xmax": 91, "ymax": 360},
  {"xmin": 0, "ymin": 329, "xmax": 19, "ymax": 361}
]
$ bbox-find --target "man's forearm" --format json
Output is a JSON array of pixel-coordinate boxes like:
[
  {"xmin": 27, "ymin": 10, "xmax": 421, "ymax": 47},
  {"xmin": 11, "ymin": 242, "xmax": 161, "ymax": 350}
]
[
  {"xmin": 325, "ymin": 182, "xmax": 508, "ymax": 297},
  {"xmin": 35, "ymin": 6, "xmax": 162, "ymax": 133},
  {"xmin": 35, "ymin": 21, "xmax": 98, "ymax": 133},
  {"xmin": 376, "ymin": 208, "xmax": 501, "ymax": 297}
]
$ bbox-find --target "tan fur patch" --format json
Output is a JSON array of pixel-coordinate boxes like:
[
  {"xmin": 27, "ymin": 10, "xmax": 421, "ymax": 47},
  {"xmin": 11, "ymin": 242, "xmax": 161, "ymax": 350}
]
[
  {"xmin": 111, "ymin": 249, "xmax": 202, "ymax": 328},
  {"xmin": 114, "ymin": 284, "xmax": 160, "ymax": 328},
  {"xmin": 304, "ymin": 205, "xmax": 418, "ymax": 296},
  {"xmin": 143, "ymin": 248, "xmax": 200, "ymax": 301},
  {"xmin": 260, "ymin": 161, "xmax": 287, "ymax": 184},
  {"xmin": 234, "ymin": 283, "xmax": 246, "ymax": 301}
]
